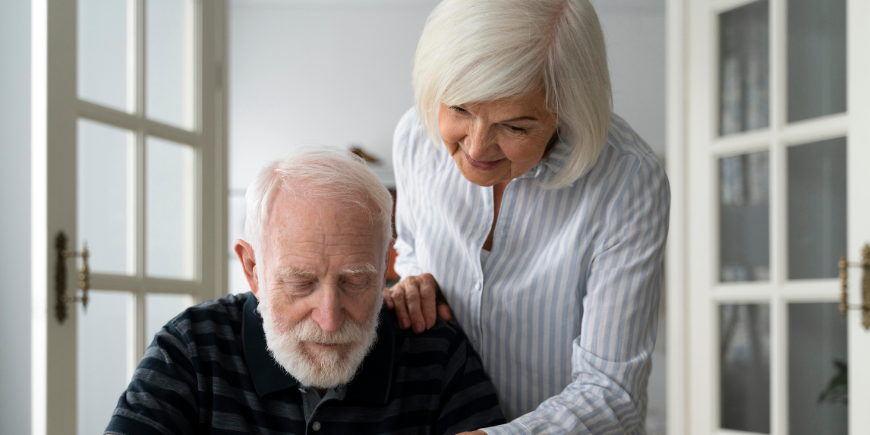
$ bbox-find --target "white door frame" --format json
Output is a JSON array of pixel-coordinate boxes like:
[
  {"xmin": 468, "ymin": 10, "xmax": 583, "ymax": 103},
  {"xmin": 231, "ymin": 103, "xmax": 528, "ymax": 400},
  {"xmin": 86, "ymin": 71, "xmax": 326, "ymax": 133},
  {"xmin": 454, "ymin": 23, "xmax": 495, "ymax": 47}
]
[
  {"xmin": 668, "ymin": 0, "xmax": 870, "ymax": 433},
  {"xmin": 31, "ymin": 1, "xmax": 227, "ymax": 433}
]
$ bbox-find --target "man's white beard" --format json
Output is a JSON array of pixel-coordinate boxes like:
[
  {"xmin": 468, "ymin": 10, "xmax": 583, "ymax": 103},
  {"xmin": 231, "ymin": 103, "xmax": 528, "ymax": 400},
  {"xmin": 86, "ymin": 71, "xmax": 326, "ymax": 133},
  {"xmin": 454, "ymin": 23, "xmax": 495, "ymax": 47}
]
[{"xmin": 258, "ymin": 294, "xmax": 381, "ymax": 389}]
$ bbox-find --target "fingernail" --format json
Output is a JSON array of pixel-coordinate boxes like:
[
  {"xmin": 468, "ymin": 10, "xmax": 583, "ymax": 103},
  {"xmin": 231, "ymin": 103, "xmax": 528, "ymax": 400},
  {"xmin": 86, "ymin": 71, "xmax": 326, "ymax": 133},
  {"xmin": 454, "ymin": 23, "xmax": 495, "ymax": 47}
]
[
  {"xmin": 401, "ymin": 318, "xmax": 410, "ymax": 329},
  {"xmin": 414, "ymin": 322, "xmax": 424, "ymax": 333}
]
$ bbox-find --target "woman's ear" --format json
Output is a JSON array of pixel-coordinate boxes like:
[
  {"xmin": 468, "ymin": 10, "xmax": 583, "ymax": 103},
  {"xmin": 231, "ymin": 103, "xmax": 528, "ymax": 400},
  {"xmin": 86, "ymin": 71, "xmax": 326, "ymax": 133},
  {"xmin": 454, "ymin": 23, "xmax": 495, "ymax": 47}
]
[{"xmin": 234, "ymin": 239, "xmax": 261, "ymax": 298}]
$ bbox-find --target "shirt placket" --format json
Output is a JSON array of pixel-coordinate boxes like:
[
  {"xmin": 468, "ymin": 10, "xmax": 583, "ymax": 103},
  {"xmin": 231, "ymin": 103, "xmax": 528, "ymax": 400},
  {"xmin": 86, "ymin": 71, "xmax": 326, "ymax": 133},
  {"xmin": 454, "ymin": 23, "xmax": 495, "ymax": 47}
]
[{"xmin": 475, "ymin": 180, "xmax": 517, "ymax": 354}]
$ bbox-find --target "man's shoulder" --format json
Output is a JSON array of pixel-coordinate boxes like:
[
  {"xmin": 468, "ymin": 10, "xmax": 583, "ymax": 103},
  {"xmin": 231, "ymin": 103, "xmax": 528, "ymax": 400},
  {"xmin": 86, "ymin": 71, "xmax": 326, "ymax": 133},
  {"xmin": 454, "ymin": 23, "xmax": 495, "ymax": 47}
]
[
  {"xmin": 388, "ymin": 311, "xmax": 472, "ymax": 358},
  {"xmin": 162, "ymin": 292, "xmax": 251, "ymax": 338}
]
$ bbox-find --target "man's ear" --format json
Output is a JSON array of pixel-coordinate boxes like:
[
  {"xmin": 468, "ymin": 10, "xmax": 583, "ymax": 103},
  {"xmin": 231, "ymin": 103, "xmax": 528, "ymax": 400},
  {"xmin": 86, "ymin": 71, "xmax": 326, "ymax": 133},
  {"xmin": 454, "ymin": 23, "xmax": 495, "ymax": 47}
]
[{"xmin": 234, "ymin": 239, "xmax": 261, "ymax": 298}]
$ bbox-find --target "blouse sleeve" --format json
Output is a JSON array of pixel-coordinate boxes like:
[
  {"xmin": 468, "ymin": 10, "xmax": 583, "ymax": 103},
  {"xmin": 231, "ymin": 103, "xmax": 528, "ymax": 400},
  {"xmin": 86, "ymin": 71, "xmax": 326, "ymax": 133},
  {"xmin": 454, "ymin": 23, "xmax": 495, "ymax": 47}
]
[
  {"xmin": 483, "ymin": 152, "xmax": 671, "ymax": 435},
  {"xmin": 392, "ymin": 108, "xmax": 426, "ymax": 279}
]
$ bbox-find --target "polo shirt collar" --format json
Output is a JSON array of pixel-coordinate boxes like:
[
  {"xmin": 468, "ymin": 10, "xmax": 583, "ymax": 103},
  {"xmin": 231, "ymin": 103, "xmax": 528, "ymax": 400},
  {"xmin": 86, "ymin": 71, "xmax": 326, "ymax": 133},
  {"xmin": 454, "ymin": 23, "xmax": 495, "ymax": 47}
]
[{"xmin": 242, "ymin": 293, "xmax": 394, "ymax": 404}]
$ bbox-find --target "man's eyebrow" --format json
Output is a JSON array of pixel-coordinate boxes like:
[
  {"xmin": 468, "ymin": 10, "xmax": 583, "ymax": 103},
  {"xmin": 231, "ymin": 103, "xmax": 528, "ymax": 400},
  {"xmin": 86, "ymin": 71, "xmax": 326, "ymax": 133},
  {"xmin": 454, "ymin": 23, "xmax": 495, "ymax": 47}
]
[
  {"xmin": 277, "ymin": 267, "xmax": 317, "ymax": 278},
  {"xmin": 341, "ymin": 263, "xmax": 377, "ymax": 276}
]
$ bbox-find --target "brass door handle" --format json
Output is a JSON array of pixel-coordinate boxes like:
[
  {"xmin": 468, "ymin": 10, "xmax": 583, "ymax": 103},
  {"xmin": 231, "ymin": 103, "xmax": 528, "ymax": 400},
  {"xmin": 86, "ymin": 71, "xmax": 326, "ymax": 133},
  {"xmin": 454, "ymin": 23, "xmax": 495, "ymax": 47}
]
[
  {"xmin": 839, "ymin": 243, "xmax": 870, "ymax": 330},
  {"xmin": 54, "ymin": 231, "xmax": 90, "ymax": 323}
]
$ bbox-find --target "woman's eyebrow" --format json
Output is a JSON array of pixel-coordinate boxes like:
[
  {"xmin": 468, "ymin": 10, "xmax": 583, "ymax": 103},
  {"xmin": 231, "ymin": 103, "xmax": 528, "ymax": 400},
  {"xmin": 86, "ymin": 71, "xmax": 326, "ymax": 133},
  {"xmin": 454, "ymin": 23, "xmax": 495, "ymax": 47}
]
[{"xmin": 501, "ymin": 115, "xmax": 538, "ymax": 123}]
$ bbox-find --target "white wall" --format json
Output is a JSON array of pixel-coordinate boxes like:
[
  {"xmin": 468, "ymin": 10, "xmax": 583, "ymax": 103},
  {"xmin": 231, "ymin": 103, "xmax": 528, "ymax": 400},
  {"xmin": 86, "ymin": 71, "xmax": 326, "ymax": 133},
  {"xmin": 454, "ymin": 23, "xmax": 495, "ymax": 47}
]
[
  {"xmin": 229, "ymin": 0, "xmax": 440, "ymax": 191},
  {"xmin": 0, "ymin": 1, "xmax": 32, "ymax": 434}
]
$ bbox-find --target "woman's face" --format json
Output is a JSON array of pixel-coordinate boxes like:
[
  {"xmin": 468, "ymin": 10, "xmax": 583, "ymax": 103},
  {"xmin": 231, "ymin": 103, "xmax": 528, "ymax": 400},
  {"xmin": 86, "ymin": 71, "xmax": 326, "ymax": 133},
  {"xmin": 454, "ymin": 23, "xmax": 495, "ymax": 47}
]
[{"xmin": 437, "ymin": 91, "xmax": 558, "ymax": 187}]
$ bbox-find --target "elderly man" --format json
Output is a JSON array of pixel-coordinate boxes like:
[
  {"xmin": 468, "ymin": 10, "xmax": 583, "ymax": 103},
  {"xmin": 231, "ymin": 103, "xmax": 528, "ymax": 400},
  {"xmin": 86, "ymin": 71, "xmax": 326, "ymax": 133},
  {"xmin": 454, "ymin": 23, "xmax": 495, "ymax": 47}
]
[{"xmin": 105, "ymin": 148, "xmax": 504, "ymax": 435}]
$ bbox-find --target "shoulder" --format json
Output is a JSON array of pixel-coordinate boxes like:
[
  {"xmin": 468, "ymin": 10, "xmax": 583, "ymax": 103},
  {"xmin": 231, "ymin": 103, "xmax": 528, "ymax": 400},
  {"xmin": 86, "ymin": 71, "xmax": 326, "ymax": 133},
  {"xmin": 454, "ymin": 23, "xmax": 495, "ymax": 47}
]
[
  {"xmin": 391, "ymin": 313, "xmax": 470, "ymax": 354},
  {"xmin": 578, "ymin": 113, "xmax": 668, "ymax": 201},
  {"xmin": 392, "ymin": 107, "xmax": 443, "ymax": 168},
  {"xmin": 161, "ymin": 292, "xmax": 248, "ymax": 343},
  {"xmin": 603, "ymin": 113, "xmax": 666, "ymax": 178}
]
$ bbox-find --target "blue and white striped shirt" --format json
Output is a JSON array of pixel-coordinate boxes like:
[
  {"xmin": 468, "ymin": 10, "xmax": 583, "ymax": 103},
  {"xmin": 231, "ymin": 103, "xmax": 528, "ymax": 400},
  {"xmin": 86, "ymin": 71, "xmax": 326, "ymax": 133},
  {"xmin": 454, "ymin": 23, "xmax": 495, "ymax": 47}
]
[{"xmin": 392, "ymin": 108, "xmax": 670, "ymax": 435}]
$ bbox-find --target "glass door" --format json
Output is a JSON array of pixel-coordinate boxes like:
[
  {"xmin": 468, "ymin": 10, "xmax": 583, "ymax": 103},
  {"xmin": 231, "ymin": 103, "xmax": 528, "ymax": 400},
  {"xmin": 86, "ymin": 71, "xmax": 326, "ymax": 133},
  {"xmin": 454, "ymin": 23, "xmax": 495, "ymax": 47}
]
[
  {"xmin": 31, "ymin": 1, "xmax": 227, "ymax": 434},
  {"xmin": 685, "ymin": 0, "xmax": 870, "ymax": 433}
]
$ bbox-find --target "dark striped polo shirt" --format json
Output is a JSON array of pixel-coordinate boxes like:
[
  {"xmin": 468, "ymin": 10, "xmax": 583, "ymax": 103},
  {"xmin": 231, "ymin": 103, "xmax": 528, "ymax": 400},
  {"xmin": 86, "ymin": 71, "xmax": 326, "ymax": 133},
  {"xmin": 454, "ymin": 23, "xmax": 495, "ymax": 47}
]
[{"xmin": 105, "ymin": 292, "xmax": 505, "ymax": 435}]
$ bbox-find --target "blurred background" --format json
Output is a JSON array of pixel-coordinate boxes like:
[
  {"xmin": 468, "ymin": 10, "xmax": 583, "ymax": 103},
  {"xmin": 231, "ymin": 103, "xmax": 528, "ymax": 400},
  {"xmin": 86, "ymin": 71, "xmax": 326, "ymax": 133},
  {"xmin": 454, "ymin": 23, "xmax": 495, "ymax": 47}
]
[{"xmin": 3, "ymin": 0, "xmax": 865, "ymax": 434}]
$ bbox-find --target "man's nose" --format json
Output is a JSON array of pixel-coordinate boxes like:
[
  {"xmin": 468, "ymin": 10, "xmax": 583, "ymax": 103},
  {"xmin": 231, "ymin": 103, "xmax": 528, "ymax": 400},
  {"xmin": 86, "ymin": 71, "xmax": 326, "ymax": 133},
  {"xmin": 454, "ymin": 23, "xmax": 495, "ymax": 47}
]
[{"xmin": 312, "ymin": 287, "xmax": 344, "ymax": 333}]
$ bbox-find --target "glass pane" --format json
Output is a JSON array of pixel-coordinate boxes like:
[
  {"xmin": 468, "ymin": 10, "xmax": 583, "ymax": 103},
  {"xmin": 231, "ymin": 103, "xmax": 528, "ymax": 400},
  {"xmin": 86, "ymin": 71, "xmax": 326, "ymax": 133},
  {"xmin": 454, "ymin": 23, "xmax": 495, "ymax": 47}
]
[
  {"xmin": 146, "ymin": 137, "xmax": 195, "ymax": 279},
  {"xmin": 719, "ymin": 0, "xmax": 769, "ymax": 136},
  {"xmin": 789, "ymin": 303, "xmax": 848, "ymax": 435},
  {"xmin": 78, "ymin": 119, "xmax": 135, "ymax": 275},
  {"xmin": 78, "ymin": 290, "xmax": 133, "ymax": 435},
  {"xmin": 78, "ymin": 0, "xmax": 132, "ymax": 112},
  {"xmin": 147, "ymin": 0, "xmax": 195, "ymax": 129},
  {"xmin": 787, "ymin": 0, "xmax": 846, "ymax": 123},
  {"xmin": 146, "ymin": 293, "xmax": 193, "ymax": 345},
  {"xmin": 720, "ymin": 303, "xmax": 771, "ymax": 433},
  {"xmin": 720, "ymin": 151, "xmax": 770, "ymax": 282},
  {"xmin": 788, "ymin": 138, "xmax": 847, "ymax": 280}
]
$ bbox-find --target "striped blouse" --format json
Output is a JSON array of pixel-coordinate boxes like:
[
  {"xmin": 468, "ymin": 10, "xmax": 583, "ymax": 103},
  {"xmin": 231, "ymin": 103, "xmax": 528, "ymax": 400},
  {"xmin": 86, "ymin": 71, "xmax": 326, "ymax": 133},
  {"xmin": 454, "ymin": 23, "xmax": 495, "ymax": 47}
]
[{"xmin": 392, "ymin": 108, "xmax": 670, "ymax": 435}]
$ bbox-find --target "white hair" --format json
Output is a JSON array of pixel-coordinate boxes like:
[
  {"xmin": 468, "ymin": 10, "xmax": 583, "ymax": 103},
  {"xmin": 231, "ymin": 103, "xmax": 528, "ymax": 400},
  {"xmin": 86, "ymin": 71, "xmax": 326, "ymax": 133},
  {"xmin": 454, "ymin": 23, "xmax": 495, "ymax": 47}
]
[
  {"xmin": 244, "ymin": 147, "xmax": 393, "ymax": 264},
  {"xmin": 413, "ymin": 0, "xmax": 612, "ymax": 188},
  {"xmin": 258, "ymin": 286, "xmax": 381, "ymax": 389}
]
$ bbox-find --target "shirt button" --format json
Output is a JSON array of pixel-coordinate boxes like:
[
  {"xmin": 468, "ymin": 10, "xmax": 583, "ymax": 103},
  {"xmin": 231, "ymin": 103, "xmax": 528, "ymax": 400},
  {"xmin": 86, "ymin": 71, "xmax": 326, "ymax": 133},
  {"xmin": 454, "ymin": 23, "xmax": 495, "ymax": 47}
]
[
  {"xmin": 474, "ymin": 282, "xmax": 482, "ymax": 291},
  {"xmin": 312, "ymin": 421, "xmax": 321, "ymax": 431},
  {"xmin": 498, "ymin": 231, "xmax": 506, "ymax": 238}
]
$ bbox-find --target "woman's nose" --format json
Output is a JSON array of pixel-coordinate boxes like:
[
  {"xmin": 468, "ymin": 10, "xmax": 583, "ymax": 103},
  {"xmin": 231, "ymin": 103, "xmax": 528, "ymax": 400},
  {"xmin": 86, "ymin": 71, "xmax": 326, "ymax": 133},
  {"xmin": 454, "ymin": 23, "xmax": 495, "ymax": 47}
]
[{"xmin": 464, "ymin": 122, "xmax": 492, "ymax": 160}]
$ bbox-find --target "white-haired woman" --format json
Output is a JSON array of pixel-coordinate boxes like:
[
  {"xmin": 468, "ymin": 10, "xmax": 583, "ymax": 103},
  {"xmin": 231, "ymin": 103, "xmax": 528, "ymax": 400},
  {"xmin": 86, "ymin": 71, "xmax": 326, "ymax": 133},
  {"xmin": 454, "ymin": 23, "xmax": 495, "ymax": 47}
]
[{"xmin": 383, "ymin": 0, "xmax": 670, "ymax": 434}]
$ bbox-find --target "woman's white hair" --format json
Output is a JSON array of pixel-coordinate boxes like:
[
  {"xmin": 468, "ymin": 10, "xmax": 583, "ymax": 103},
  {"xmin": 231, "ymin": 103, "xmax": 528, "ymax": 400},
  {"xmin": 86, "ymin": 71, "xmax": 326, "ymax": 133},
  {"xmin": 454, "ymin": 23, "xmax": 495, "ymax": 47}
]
[
  {"xmin": 413, "ymin": 0, "xmax": 612, "ymax": 188},
  {"xmin": 244, "ymin": 147, "xmax": 393, "ymax": 264}
]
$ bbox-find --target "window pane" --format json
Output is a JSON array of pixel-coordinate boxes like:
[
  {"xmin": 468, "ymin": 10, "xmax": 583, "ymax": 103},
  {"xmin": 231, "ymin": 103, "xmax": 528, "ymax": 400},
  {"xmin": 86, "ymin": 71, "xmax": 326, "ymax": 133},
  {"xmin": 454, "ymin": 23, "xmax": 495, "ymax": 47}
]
[
  {"xmin": 720, "ymin": 303, "xmax": 771, "ymax": 433},
  {"xmin": 788, "ymin": 138, "xmax": 847, "ymax": 280},
  {"xmin": 78, "ymin": 0, "xmax": 132, "ymax": 111},
  {"xmin": 719, "ymin": 0, "xmax": 769, "ymax": 136},
  {"xmin": 787, "ymin": 0, "xmax": 846, "ymax": 123},
  {"xmin": 146, "ymin": 137, "xmax": 195, "ymax": 280},
  {"xmin": 146, "ymin": 293, "xmax": 193, "ymax": 345},
  {"xmin": 719, "ymin": 151, "xmax": 770, "ymax": 282},
  {"xmin": 147, "ymin": 0, "xmax": 195, "ymax": 129},
  {"xmin": 78, "ymin": 119, "xmax": 135, "ymax": 275},
  {"xmin": 789, "ymin": 303, "xmax": 848, "ymax": 435},
  {"xmin": 78, "ymin": 290, "xmax": 133, "ymax": 435}
]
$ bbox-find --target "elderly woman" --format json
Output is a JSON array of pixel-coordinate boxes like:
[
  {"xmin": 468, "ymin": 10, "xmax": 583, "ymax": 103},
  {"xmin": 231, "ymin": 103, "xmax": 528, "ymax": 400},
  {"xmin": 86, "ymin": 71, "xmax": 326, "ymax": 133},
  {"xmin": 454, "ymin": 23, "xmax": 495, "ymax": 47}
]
[{"xmin": 384, "ymin": 0, "xmax": 669, "ymax": 434}]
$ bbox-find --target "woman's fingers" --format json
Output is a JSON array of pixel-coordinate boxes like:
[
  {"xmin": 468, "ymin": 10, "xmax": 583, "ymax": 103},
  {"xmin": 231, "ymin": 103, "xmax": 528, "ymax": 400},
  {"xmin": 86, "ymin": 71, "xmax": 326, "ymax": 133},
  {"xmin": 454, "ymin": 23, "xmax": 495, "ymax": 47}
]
[
  {"xmin": 390, "ymin": 283, "xmax": 412, "ymax": 330},
  {"xmin": 382, "ymin": 286, "xmax": 395, "ymax": 309},
  {"xmin": 386, "ymin": 274, "xmax": 449, "ymax": 333},
  {"xmin": 404, "ymin": 276, "xmax": 426, "ymax": 333},
  {"xmin": 418, "ymin": 275, "xmax": 439, "ymax": 329},
  {"xmin": 437, "ymin": 301, "xmax": 452, "ymax": 323}
]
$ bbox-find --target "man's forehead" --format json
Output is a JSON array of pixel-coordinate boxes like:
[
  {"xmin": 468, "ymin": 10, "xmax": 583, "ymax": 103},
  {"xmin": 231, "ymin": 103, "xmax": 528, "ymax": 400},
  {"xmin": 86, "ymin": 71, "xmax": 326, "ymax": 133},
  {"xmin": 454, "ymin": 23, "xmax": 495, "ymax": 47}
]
[{"xmin": 267, "ymin": 192, "xmax": 374, "ymax": 230}]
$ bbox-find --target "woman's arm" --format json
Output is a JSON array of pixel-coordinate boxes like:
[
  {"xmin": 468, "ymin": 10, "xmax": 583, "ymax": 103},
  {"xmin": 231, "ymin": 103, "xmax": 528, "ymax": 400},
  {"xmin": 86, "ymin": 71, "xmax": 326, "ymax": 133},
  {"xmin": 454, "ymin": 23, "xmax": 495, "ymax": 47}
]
[
  {"xmin": 386, "ymin": 109, "xmax": 453, "ymax": 332},
  {"xmin": 483, "ymin": 152, "xmax": 670, "ymax": 435}
]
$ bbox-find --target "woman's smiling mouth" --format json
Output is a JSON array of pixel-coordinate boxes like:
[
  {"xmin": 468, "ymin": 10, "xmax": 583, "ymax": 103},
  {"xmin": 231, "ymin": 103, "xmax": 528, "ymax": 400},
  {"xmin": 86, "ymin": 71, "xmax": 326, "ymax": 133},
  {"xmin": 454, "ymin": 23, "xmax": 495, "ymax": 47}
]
[{"xmin": 464, "ymin": 152, "xmax": 505, "ymax": 170}]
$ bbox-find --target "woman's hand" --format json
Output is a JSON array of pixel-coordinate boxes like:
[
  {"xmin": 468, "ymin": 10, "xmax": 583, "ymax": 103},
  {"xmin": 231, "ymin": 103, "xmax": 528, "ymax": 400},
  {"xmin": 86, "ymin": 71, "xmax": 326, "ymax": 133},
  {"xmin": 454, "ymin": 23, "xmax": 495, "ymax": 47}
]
[{"xmin": 383, "ymin": 273, "xmax": 452, "ymax": 333}]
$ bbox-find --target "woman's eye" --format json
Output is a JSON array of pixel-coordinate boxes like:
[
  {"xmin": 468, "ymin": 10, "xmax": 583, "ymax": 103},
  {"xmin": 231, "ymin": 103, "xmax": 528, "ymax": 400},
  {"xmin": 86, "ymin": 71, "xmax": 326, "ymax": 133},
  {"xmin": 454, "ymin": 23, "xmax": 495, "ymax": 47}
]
[
  {"xmin": 449, "ymin": 105, "xmax": 468, "ymax": 114},
  {"xmin": 506, "ymin": 125, "xmax": 527, "ymax": 134}
]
